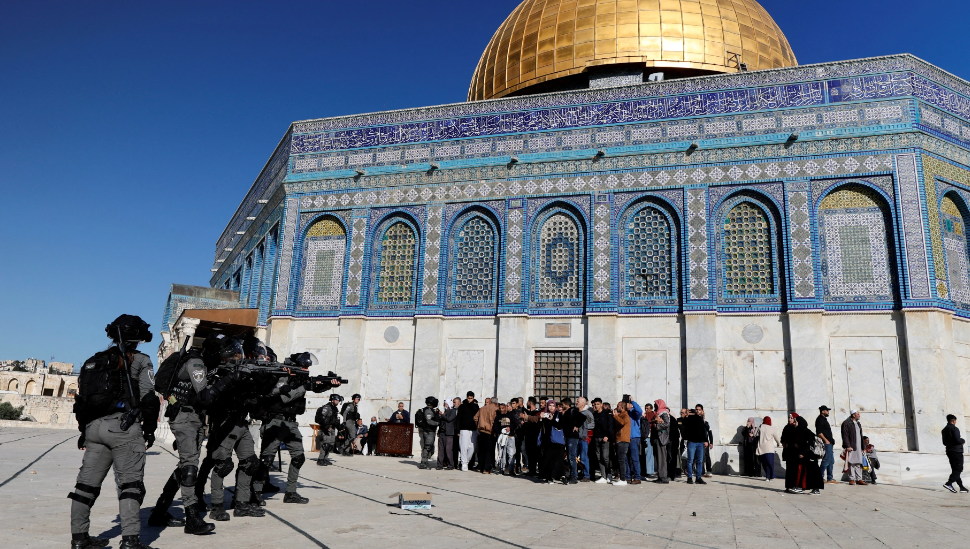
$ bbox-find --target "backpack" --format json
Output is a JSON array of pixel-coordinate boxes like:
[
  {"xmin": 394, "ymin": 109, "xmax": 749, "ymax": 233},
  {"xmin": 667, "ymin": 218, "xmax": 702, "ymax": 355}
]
[
  {"xmin": 315, "ymin": 406, "xmax": 325, "ymax": 426},
  {"xmin": 77, "ymin": 349, "xmax": 127, "ymax": 420},
  {"xmin": 153, "ymin": 351, "xmax": 184, "ymax": 397},
  {"xmin": 415, "ymin": 407, "xmax": 428, "ymax": 429}
]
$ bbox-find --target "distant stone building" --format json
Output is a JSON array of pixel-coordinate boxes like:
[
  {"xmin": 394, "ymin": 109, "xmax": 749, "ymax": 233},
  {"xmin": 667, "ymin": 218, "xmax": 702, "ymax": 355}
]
[{"xmin": 0, "ymin": 369, "xmax": 79, "ymax": 426}]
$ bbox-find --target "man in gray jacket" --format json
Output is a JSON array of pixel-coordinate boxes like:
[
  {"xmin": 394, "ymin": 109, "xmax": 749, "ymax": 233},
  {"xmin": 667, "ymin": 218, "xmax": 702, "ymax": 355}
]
[{"xmin": 437, "ymin": 398, "xmax": 459, "ymax": 470}]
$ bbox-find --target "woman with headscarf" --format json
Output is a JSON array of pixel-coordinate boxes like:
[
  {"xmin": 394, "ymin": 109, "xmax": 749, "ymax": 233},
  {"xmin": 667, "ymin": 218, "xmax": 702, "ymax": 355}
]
[
  {"xmin": 537, "ymin": 399, "xmax": 565, "ymax": 484},
  {"xmin": 741, "ymin": 417, "xmax": 762, "ymax": 477},
  {"xmin": 756, "ymin": 416, "xmax": 780, "ymax": 482},
  {"xmin": 795, "ymin": 416, "xmax": 824, "ymax": 494},
  {"xmin": 651, "ymin": 399, "xmax": 671, "ymax": 483},
  {"xmin": 781, "ymin": 413, "xmax": 802, "ymax": 492}
]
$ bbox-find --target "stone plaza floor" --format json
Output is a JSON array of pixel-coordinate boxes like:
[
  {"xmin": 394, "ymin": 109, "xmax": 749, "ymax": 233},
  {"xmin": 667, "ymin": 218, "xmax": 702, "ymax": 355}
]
[{"xmin": 2, "ymin": 427, "xmax": 970, "ymax": 549}]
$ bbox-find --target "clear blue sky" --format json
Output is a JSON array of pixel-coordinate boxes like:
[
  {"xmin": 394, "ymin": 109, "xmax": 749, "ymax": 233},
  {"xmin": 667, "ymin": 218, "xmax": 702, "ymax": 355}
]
[{"xmin": 1, "ymin": 0, "xmax": 967, "ymax": 369}]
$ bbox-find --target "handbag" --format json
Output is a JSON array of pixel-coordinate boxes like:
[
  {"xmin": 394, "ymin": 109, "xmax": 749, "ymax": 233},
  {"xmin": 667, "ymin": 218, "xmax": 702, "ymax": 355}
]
[
  {"xmin": 811, "ymin": 435, "xmax": 826, "ymax": 459},
  {"xmin": 862, "ymin": 454, "xmax": 870, "ymax": 471}
]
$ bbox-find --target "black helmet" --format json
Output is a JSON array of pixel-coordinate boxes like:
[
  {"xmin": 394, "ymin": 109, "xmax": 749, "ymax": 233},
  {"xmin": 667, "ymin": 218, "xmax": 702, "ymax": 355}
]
[
  {"xmin": 425, "ymin": 396, "xmax": 439, "ymax": 407},
  {"xmin": 106, "ymin": 315, "xmax": 152, "ymax": 343},
  {"xmin": 202, "ymin": 334, "xmax": 243, "ymax": 366},
  {"xmin": 287, "ymin": 352, "xmax": 317, "ymax": 369},
  {"xmin": 352, "ymin": 393, "xmax": 361, "ymax": 401},
  {"xmin": 329, "ymin": 394, "xmax": 343, "ymax": 403}
]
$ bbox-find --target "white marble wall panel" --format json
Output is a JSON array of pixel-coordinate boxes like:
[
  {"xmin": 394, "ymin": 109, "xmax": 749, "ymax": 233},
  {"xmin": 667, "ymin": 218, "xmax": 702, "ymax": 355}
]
[
  {"xmin": 442, "ymin": 324, "xmax": 498, "ymax": 400},
  {"xmin": 620, "ymin": 337, "xmax": 681, "ymax": 407},
  {"xmin": 953, "ymin": 317, "xmax": 970, "ymax": 427}
]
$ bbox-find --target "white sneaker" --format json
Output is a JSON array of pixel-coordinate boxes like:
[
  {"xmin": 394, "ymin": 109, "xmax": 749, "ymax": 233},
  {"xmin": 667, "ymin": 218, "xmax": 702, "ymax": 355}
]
[
  {"xmin": 613, "ymin": 480, "xmax": 628, "ymax": 486},
  {"xmin": 594, "ymin": 478, "xmax": 609, "ymax": 484}
]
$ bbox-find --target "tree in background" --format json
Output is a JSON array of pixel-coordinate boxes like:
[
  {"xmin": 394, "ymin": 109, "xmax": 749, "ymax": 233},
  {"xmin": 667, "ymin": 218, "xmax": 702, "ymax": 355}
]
[{"xmin": 0, "ymin": 402, "xmax": 25, "ymax": 420}]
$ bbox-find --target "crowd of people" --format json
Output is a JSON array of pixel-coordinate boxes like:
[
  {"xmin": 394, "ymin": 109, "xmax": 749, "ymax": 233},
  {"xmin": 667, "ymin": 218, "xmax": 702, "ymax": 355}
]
[
  {"xmin": 320, "ymin": 392, "xmax": 718, "ymax": 487},
  {"xmin": 333, "ymin": 396, "xmax": 970, "ymax": 497}
]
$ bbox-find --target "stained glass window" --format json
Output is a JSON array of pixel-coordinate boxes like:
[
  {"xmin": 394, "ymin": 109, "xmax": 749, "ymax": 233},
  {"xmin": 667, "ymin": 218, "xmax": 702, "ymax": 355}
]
[
  {"xmin": 377, "ymin": 221, "xmax": 417, "ymax": 303},
  {"xmin": 453, "ymin": 216, "xmax": 495, "ymax": 303},
  {"xmin": 299, "ymin": 218, "xmax": 346, "ymax": 309},
  {"xmin": 626, "ymin": 206, "xmax": 673, "ymax": 299},
  {"xmin": 723, "ymin": 202, "xmax": 774, "ymax": 296},
  {"xmin": 539, "ymin": 213, "xmax": 581, "ymax": 301},
  {"xmin": 942, "ymin": 196, "xmax": 970, "ymax": 303}
]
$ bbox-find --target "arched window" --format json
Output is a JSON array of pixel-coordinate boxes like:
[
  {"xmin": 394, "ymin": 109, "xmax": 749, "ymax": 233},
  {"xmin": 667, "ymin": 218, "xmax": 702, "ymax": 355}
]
[
  {"xmin": 941, "ymin": 195, "xmax": 970, "ymax": 304},
  {"xmin": 625, "ymin": 206, "xmax": 674, "ymax": 300},
  {"xmin": 451, "ymin": 215, "xmax": 497, "ymax": 305},
  {"xmin": 377, "ymin": 221, "xmax": 417, "ymax": 304},
  {"xmin": 722, "ymin": 202, "xmax": 774, "ymax": 296},
  {"xmin": 7, "ymin": 379, "xmax": 18, "ymax": 392},
  {"xmin": 818, "ymin": 186, "xmax": 893, "ymax": 302},
  {"xmin": 538, "ymin": 212, "xmax": 582, "ymax": 302},
  {"xmin": 299, "ymin": 217, "xmax": 347, "ymax": 310},
  {"xmin": 24, "ymin": 380, "xmax": 36, "ymax": 395}
]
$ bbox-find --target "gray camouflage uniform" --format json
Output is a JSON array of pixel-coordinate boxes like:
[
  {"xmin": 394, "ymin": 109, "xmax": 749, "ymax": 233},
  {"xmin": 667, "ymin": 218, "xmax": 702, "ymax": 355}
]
[
  {"xmin": 254, "ymin": 378, "xmax": 306, "ymax": 493},
  {"xmin": 418, "ymin": 406, "xmax": 440, "ymax": 467},
  {"xmin": 70, "ymin": 351, "xmax": 156, "ymax": 538}
]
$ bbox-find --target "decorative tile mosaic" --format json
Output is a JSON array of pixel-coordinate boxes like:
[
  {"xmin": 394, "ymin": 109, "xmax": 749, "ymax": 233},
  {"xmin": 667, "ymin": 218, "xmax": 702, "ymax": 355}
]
[
  {"xmin": 922, "ymin": 156, "xmax": 970, "ymax": 299},
  {"xmin": 450, "ymin": 214, "xmax": 497, "ymax": 305},
  {"xmin": 721, "ymin": 202, "xmax": 775, "ymax": 296},
  {"xmin": 811, "ymin": 175, "xmax": 896, "ymax": 207},
  {"xmin": 299, "ymin": 237, "xmax": 346, "ymax": 309},
  {"xmin": 818, "ymin": 198, "xmax": 893, "ymax": 301},
  {"xmin": 345, "ymin": 213, "xmax": 368, "ymax": 307},
  {"xmin": 941, "ymin": 195, "xmax": 970, "ymax": 305},
  {"xmin": 896, "ymin": 153, "xmax": 932, "ymax": 299},
  {"xmin": 686, "ymin": 188, "xmax": 710, "ymax": 301},
  {"xmin": 537, "ymin": 212, "xmax": 582, "ymax": 303},
  {"xmin": 506, "ymin": 202, "xmax": 525, "ymax": 304},
  {"xmin": 376, "ymin": 221, "xmax": 417, "ymax": 304},
  {"xmin": 592, "ymin": 200, "xmax": 612, "ymax": 302},
  {"xmin": 786, "ymin": 186, "xmax": 815, "ymax": 299},
  {"xmin": 422, "ymin": 206, "xmax": 443, "ymax": 305},
  {"xmin": 273, "ymin": 197, "xmax": 300, "ymax": 311}
]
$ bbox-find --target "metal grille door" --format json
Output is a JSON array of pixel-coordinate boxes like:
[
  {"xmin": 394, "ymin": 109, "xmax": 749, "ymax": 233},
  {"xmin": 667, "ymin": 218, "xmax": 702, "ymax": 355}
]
[{"xmin": 534, "ymin": 350, "xmax": 583, "ymax": 402}]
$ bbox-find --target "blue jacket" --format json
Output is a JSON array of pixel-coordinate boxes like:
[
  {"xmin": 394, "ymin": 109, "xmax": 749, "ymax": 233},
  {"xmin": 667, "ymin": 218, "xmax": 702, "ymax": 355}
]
[{"xmin": 628, "ymin": 401, "xmax": 643, "ymax": 438}]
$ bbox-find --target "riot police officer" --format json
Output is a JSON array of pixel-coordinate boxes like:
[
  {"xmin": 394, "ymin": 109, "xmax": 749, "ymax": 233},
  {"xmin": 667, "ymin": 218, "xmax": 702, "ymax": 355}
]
[
  {"xmin": 69, "ymin": 315, "xmax": 159, "ymax": 549},
  {"xmin": 253, "ymin": 353, "xmax": 312, "ymax": 504},
  {"xmin": 315, "ymin": 394, "xmax": 342, "ymax": 465},
  {"xmin": 340, "ymin": 394, "xmax": 361, "ymax": 456},
  {"xmin": 146, "ymin": 345, "xmax": 216, "ymax": 534},
  {"xmin": 202, "ymin": 335, "xmax": 265, "ymax": 519},
  {"xmin": 416, "ymin": 396, "xmax": 441, "ymax": 469}
]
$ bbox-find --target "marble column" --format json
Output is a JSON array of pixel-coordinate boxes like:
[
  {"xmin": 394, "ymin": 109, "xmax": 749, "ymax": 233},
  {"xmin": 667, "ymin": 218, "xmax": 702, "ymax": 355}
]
[
  {"xmin": 334, "ymin": 317, "xmax": 366, "ymax": 398},
  {"xmin": 411, "ymin": 316, "xmax": 444, "ymax": 405},
  {"xmin": 788, "ymin": 311, "xmax": 830, "ymax": 419},
  {"xmin": 586, "ymin": 314, "xmax": 617, "ymax": 401},
  {"xmin": 902, "ymin": 310, "xmax": 961, "ymax": 453},
  {"xmin": 496, "ymin": 315, "xmax": 528, "ymax": 401},
  {"xmin": 685, "ymin": 314, "xmax": 719, "ymax": 441}
]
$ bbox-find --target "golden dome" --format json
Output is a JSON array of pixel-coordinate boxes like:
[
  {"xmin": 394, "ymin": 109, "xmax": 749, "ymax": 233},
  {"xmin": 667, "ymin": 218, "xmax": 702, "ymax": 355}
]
[{"xmin": 468, "ymin": 0, "xmax": 797, "ymax": 101}]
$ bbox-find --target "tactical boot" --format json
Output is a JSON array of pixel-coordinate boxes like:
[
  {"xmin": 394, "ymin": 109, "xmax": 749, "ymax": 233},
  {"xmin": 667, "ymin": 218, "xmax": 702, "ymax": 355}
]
[
  {"xmin": 417, "ymin": 462, "xmax": 428, "ymax": 469},
  {"xmin": 118, "ymin": 536, "xmax": 156, "ymax": 549},
  {"xmin": 233, "ymin": 503, "xmax": 266, "ymax": 518},
  {"xmin": 147, "ymin": 509, "xmax": 184, "ymax": 528},
  {"xmin": 283, "ymin": 492, "xmax": 309, "ymax": 504},
  {"xmin": 71, "ymin": 534, "xmax": 109, "ymax": 549},
  {"xmin": 184, "ymin": 510, "xmax": 216, "ymax": 535},
  {"xmin": 209, "ymin": 508, "xmax": 230, "ymax": 522}
]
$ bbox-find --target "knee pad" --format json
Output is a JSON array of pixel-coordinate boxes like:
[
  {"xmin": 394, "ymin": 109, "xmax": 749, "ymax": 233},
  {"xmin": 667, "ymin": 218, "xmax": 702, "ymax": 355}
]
[
  {"xmin": 213, "ymin": 458, "xmax": 234, "ymax": 478},
  {"xmin": 239, "ymin": 455, "xmax": 261, "ymax": 476},
  {"xmin": 291, "ymin": 454, "xmax": 305, "ymax": 469},
  {"xmin": 180, "ymin": 465, "xmax": 199, "ymax": 487},
  {"xmin": 118, "ymin": 481, "xmax": 147, "ymax": 504},
  {"xmin": 66, "ymin": 483, "xmax": 102, "ymax": 507}
]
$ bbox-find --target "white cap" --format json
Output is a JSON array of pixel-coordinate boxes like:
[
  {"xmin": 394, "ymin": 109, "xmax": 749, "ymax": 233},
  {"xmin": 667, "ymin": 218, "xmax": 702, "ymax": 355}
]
[{"xmin": 850, "ymin": 409, "xmax": 859, "ymax": 415}]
